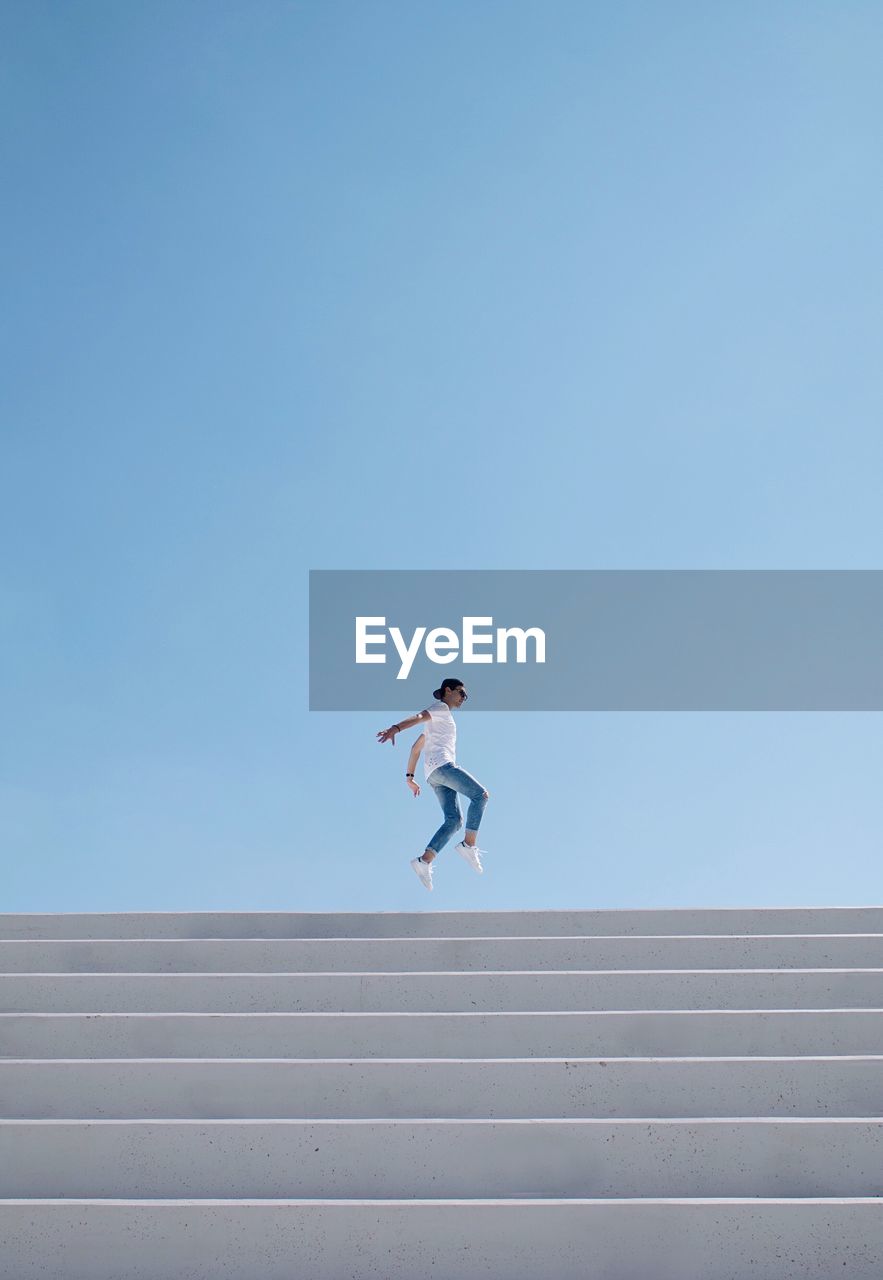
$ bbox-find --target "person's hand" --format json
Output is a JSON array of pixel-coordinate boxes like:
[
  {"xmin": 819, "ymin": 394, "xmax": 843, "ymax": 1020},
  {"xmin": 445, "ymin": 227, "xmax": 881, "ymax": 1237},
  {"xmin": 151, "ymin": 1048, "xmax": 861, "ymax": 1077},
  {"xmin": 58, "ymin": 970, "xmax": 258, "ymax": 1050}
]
[
  {"xmin": 407, "ymin": 779, "xmax": 420, "ymax": 797},
  {"xmin": 376, "ymin": 726, "xmax": 398, "ymax": 744}
]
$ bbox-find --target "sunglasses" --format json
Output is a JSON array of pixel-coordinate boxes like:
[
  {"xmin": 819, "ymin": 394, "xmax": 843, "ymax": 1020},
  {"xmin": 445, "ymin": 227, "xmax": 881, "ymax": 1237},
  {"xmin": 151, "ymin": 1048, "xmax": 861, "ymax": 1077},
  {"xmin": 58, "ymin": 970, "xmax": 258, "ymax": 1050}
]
[{"xmin": 457, "ymin": 689, "xmax": 468, "ymax": 700}]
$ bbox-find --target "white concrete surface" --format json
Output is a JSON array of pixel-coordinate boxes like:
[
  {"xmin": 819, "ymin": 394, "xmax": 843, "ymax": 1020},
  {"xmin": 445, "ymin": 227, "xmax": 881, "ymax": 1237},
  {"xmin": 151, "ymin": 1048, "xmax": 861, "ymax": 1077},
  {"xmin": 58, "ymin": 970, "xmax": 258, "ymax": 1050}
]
[
  {"xmin": 4, "ymin": 1117, "xmax": 883, "ymax": 1198},
  {"xmin": 4, "ymin": 932, "xmax": 883, "ymax": 971},
  {"xmin": 2, "ymin": 1199, "xmax": 883, "ymax": 1279},
  {"xmin": 6, "ymin": 1007, "xmax": 883, "ymax": 1057},
  {"xmin": 3, "ymin": 967, "xmax": 875, "ymax": 1008},
  {"xmin": 3, "ymin": 905, "xmax": 883, "ymax": 937},
  {"xmin": 2, "ymin": 907, "xmax": 883, "ymax": 1276},
  {"xmin": 2, "ymin": 1055, "xmax": 882, "ymax": 1119}
]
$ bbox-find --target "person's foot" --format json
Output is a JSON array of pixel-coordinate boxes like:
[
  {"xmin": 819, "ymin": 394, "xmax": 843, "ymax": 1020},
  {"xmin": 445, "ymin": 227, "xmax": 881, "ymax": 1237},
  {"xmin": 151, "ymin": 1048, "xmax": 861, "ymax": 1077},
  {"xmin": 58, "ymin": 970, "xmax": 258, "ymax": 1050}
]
[
  {"xmin": 455, "ymin": 841, "xmax": 485, "ymax": 873},
  {"xmin": 411, "ymin": 855, "xmax": 434, "ymax": 890}
]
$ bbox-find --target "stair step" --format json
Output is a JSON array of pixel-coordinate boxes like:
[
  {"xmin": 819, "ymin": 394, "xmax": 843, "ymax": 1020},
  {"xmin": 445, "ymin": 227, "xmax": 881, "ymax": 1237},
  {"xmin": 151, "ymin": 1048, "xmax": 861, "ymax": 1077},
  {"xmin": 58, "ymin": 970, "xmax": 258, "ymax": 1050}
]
[
  {"xmin": 2, "ymin": 967, "xmax": 882, "ymax": 1012},
  {"xmin": 2, "ymin": 1197, "xmax": 882, "ymax": 1279},
  {"xmin": 5, "ymin": 933, "xmax": 883, "ymax": 971},
  {"xmin": 5, "ymin": 1007, "xmax": 883, "ymax": 1058},
  {"xmin": 4, "ymin": 905, "xmax": 883, "ymax": 939},
  {"xmin": 3, "ymin": 1055, "xmax": 881, "ymax": 1118},
  {"xmin": 4, "ymin": 1117, "xmax": 883, "ymax": 1198}
]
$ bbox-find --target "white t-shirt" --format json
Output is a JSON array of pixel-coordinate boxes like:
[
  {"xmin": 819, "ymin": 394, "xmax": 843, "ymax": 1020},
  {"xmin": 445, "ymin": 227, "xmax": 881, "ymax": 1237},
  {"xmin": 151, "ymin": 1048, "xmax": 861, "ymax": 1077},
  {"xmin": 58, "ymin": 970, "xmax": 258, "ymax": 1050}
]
[{"xmin": 417, "ymin": 699, "xmax": 457, "ymax": 780}]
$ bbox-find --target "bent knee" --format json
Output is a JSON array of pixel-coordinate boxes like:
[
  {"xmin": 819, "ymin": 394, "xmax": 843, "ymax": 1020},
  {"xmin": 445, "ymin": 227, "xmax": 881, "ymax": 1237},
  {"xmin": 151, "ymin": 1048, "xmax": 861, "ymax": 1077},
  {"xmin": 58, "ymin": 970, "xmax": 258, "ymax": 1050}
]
[{"xmin": 482, "ymin": 790, "xmax": 490, "ymax": 800}]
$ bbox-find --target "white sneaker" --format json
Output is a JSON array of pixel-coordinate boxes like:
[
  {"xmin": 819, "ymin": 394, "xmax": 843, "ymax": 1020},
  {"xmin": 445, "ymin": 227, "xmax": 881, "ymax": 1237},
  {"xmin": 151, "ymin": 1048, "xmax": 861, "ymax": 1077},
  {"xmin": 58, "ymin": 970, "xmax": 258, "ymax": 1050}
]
[
  {"xmin": 411, "ymin": 855, "xmax": 434, "ymax": 890},
  {"xmin": 455, "ymin": 841, "xmax": 485, "ymax": 873}
]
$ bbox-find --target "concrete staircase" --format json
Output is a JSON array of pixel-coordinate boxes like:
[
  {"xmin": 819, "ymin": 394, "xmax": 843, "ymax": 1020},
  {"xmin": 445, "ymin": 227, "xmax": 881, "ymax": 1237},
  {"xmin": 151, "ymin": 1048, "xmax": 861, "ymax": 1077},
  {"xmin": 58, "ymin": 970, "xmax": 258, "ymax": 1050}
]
[{"xmin": 1, "ymin": 907, "xmax": 883, "ymax": 1278}]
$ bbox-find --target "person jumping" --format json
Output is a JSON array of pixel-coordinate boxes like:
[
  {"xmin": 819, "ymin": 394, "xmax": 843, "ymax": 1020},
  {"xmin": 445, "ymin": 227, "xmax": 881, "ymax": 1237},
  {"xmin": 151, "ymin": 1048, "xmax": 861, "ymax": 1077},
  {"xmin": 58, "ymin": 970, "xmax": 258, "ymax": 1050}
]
[{"xmin": 376, "ymin": 677, "xmax": 489, "ymax": 891}]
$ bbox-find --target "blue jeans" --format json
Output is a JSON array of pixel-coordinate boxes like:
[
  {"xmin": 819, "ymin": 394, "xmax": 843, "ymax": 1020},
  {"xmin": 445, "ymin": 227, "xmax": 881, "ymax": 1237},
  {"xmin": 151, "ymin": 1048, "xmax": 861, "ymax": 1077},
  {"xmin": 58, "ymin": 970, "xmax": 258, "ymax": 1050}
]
[{"xmin": 425, "ymin": 763, "xmax": 488, "ymax": 855}]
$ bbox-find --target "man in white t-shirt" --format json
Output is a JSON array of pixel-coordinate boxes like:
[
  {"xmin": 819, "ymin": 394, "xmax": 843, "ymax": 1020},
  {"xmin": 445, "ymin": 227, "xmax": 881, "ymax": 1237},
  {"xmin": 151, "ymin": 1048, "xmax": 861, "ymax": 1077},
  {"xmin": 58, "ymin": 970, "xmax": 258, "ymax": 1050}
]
[{"xmin": 376, "ymin": 677, "xmax": 490, "ymax": 891}]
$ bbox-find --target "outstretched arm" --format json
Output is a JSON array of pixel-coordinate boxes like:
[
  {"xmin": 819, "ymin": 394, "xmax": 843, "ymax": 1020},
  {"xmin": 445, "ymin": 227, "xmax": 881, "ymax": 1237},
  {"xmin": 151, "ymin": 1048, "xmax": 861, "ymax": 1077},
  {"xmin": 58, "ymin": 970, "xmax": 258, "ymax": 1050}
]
[
  {"xmin": 376, "ymin": 709, "xmax": 430, "ymax": 745},
  {"xmin": 406, "ymin": 733, "xmax": 425, "ymax": 796}
]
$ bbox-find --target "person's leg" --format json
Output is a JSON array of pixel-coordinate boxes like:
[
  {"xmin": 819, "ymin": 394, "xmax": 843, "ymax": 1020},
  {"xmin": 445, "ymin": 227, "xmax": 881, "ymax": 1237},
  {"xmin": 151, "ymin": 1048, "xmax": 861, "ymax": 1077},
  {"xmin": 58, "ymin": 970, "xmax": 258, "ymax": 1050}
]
[
  {"xmin": 432, "ymin": 764, "xmax": 489, "ymax": 847},
  {"xmin": 421, "ymin": 783, "xmax": 462, "ymax": 864}
]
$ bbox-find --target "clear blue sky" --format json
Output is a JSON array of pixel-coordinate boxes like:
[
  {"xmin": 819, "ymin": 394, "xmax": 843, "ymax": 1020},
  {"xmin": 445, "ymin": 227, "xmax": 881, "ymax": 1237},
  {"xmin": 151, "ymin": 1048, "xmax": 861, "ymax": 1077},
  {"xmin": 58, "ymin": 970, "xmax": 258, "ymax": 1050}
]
[{"xmin": 3, "ymin": 1, "xmax": 881, "ymax": 913}]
